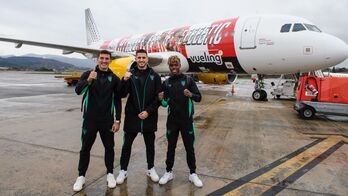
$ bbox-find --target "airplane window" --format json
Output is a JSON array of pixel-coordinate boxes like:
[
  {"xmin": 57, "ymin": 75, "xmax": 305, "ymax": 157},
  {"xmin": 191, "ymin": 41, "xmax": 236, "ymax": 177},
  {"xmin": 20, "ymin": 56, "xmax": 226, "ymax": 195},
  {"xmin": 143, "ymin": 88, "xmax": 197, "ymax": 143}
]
[
  {"xmin": 280, "ymin": 24, "xmax": 292, "ymax": 33},
  {"xmin": 292, "ymin": 23, "xmax": 306, "ymax": 32},
  {"xmin": 304, "ymin": 24, "xmax": 322, "ymax": 32}
]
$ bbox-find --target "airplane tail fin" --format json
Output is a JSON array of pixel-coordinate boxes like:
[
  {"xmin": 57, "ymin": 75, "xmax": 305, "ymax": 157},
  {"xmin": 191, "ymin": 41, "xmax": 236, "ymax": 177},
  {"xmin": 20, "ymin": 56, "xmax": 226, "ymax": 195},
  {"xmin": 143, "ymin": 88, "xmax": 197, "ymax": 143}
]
[{"xmin": 85, "ymin": 8, "xmax": 101, "ymax": 46}]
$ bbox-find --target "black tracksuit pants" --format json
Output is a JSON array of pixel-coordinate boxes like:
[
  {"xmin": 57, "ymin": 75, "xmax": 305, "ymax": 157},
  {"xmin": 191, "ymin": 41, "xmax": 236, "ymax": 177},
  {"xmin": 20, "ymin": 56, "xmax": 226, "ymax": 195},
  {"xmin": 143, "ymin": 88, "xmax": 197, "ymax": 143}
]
[
  {"xmin": 78, "ymin": 122, "xmax": 114, "ymax": 176},
  {"xmin": 165, "ymin": 120, "xmax": 196, "ymax": 174},
  {"xmin": 120, "ymin": 132, "xmax": 155, "ymax": 170}
]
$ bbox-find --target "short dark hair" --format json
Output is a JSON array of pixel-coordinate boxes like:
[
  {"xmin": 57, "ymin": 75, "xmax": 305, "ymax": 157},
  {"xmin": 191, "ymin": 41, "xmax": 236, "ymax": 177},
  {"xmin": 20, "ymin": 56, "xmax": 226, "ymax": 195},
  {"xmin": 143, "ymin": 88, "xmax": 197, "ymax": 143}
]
[
  {"xmin": 136, "ymin": 49, "xmax": 148, "ymax": 56},
  {"xmin": 98, "ymin": 50, "xmax": 112, "ymax": 58},
  {"xmin": 168, "ymin": 55, "xmax": 181, "ymax": 66}
]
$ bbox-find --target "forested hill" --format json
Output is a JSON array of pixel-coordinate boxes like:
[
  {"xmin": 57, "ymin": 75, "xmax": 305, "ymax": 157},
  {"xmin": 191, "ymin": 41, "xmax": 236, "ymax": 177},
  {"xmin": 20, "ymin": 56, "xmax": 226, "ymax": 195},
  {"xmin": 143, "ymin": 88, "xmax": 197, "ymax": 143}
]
[{"xmin": 0, "ymin": 56, "xmax": 83, "ymax": 71}]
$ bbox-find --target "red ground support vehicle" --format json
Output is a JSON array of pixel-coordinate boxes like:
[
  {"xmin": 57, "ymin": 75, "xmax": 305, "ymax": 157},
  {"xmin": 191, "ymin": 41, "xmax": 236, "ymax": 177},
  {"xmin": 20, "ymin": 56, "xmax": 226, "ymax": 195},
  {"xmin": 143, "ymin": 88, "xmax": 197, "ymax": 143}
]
[{"xmin": 294, "ymin": 74, "xmax": 348, "ymax": 119}]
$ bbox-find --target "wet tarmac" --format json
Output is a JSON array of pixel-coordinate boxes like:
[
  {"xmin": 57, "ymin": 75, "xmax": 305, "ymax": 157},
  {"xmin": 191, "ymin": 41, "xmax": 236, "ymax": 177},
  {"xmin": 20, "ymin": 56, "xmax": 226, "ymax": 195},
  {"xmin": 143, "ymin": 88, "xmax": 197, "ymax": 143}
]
[{"xmin": 0, "ymin": 71, "xmax": 347, "ymax": 196}]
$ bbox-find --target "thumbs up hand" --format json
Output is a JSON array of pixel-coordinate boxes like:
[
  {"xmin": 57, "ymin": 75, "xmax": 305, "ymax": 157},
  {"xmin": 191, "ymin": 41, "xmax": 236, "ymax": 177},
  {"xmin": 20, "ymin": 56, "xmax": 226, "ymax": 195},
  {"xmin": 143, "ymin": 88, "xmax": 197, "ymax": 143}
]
[
  {"xmin": 87, "ymin": 68, "xmax": 97, "ymax": 82},
  {"xmin": 123, "ymin": 71, "xmax": 132, "ymax": 81}
]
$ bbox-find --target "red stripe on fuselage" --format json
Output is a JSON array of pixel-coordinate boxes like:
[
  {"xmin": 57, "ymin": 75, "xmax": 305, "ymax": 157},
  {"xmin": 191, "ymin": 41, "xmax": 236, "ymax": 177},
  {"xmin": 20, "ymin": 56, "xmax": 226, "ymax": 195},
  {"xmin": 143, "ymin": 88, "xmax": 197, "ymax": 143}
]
[
  {"xmin": 168, "ymin": 26, "xmax": 190, "ymax": 57},
  {"xmin": 115, "ymin": 36, "xmax": 131, "ymax": 52},
  {"xmin": 100, "ymin": 40, "xmax": 111, "ymax": 49},
  {"xmin": 101, "ymin": 18, "xmax": 238, "ymax": 59},
  {"xmin": 206, "ymin": 18, "xmax": 238, "ymax": 57}
]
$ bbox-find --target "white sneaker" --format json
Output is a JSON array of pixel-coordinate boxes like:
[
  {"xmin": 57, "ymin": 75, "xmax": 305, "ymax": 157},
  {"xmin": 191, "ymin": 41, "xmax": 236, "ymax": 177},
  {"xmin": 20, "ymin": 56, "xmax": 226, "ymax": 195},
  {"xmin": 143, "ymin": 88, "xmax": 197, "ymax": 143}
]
[
  {"xmin": 106, "ymin": 173, "xmax": 116, "ymax": 188},
  {"xmin": 189, "ymin": 173, "xmax": 203, "ymax": 188},
  {"xmin": 116, "ymin": 170, "xmax": 127, "ymax": 184},
  {"xmin": 146, "ymin": 167, "xmax": 159, "ymax": 182},
  {"xmin": 73, "ymin": 176, "xmax": 85, "ymax": 191},
  {"xmin": 159, "ymin": 171, "xmax": 174, "ymax": 185}
]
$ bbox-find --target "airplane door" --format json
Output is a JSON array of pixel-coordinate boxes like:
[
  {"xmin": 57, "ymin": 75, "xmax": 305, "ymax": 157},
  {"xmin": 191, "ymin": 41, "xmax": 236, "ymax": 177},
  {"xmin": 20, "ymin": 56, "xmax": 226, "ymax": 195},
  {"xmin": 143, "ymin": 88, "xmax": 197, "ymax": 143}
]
[{"xmin": 240, "ymin": 17, "xmax": 260, "ymax": 49}]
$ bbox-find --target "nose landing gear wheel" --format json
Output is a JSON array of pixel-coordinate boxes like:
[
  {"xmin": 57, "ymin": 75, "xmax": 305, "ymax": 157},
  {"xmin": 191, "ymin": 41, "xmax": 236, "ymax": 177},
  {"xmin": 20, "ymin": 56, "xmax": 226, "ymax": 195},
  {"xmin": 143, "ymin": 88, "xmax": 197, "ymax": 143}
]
[
  {"xmin": 252, "ymin": 90, "xmax": 267, "ymax": 101},
  {"xmin": 252, "ymin": 90, "xmax": 261, "ymax": 100}
]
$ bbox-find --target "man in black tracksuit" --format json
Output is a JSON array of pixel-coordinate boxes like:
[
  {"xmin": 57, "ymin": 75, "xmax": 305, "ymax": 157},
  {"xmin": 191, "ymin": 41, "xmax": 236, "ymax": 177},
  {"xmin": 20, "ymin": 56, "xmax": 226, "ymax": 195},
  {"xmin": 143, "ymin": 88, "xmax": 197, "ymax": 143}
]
[
  {"xmin": 158, "ymin": 55, "xmax": 203, "ymax": 187},
  {"xmin": 116, "ymin": 49, "xmax": 162, "ymax": 184},
  {"xmin": 73, "ymin": 50, "xmax": 121, "ymax": 191}
]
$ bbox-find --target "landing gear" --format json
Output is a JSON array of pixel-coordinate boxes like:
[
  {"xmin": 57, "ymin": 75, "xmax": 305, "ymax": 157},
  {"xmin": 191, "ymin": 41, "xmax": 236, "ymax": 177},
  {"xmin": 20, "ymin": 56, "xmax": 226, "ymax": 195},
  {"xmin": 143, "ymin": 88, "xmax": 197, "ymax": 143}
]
[
  {"xmin": 252, "ymin": 89, "xmax": 267, "ymax": 101},
  {"xmin": 252, "ymin": 74, "xmax": 267, "ymax": 101}
]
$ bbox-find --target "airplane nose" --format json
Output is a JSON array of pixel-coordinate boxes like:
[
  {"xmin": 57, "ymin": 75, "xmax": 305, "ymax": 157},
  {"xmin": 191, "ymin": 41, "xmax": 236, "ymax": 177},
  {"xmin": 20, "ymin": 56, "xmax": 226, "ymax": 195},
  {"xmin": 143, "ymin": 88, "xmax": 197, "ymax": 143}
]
[
  {"xmin": 339, "ymin": 41, "xmax": 348, "ymax": 58},
  {"xmin": 336, "ymin": 43, "xmax": 348, "ymax": 60},
  {"xmin": 325, "ymin": 35, "xmax": 348, "ymax": 65}
]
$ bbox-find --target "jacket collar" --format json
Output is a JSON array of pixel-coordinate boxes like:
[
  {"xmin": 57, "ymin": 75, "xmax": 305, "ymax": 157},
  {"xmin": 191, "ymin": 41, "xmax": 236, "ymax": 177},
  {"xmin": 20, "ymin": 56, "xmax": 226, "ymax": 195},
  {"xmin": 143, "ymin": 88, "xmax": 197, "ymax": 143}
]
[
  {"xmin": 170, "ymin": 73, "xmax": 185, "ymax": 80},
  {"xmin": 95, "ymin": 65, "xmax": 112, "ymax": 73},
  {"xmin": 129, "ymin": 61, "xmax": 153, "ymax": 74}
]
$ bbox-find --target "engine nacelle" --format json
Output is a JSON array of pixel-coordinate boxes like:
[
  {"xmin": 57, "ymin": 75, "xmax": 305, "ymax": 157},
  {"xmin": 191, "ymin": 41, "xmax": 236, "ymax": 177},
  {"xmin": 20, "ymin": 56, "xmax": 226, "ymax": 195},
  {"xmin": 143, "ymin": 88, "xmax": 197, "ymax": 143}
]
[
  {"xmin": 147, "ymin": 52, "xmax": 189, "ymax": 74},
  {"xmin": 109, "ymin": 56, "xmax": 134, "ymax": 79},
  {"xmin": 108, "ymin": 52, "xmax": 189, "ymax": 80},
  {"xmin": 196, "ymin": 73, "xmax": 237, "ymax": 84}
]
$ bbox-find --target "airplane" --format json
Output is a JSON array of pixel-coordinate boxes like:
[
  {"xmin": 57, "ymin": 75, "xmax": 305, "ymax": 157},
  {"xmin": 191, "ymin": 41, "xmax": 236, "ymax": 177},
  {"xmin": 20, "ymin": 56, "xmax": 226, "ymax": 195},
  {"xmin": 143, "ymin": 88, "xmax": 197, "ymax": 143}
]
[{"xmin": 1, "ymin": 8, "xmax": 348, "ymax": 101}]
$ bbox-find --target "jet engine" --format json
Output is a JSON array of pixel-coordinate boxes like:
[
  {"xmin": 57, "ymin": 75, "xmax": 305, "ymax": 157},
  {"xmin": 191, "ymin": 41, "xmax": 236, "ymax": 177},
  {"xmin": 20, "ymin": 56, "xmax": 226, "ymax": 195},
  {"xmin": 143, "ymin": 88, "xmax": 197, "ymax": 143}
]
[
  {"xmin": 196, "ymin": 73, "xmax": 237, "ymax": 84},
  {"xmin": 147, "ymin": 52, "xmax": 189, "ymax": 73},
  {"xmin": 109, "ymin": 56, "xmax": 134, "ymax": 79},
  {"xmin": 108, "ymin": 52, "xmax": 189, "ymax": 79}
]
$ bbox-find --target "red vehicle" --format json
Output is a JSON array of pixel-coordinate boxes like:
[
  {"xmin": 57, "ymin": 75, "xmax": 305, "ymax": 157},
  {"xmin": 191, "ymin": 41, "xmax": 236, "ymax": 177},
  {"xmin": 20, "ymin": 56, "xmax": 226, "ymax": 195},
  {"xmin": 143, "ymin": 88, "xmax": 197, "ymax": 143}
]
[{"xmin": 294, "ymin": 74, "xmax": 348, "ymax": 119}]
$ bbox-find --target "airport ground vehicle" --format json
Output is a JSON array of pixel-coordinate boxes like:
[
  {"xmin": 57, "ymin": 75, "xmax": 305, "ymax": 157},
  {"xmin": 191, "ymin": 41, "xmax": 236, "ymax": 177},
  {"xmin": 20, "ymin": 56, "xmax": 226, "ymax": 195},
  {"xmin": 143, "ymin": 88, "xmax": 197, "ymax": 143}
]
[
  {"xmin": 63, "ymin": 72, "xmax": 82, "ymax": 86},
  {"xmin": 294, "ymin": 75, "xmax": 348, "ymax": 119},
  {"xmin": 55, "ymin": 72, "xmax": 83, "ymax": 86},
  {"xmin": 270, "ymin": 74, "xmax": 297, "ymax": 99}
]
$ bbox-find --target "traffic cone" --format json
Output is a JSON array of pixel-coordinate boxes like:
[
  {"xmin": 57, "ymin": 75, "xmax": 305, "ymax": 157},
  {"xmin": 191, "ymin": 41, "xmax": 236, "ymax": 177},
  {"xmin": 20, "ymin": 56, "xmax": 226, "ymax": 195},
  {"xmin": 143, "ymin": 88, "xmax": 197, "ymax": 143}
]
[{"xmin": 231, "ymin": 83, "xmax": 235, "ymax": 95}]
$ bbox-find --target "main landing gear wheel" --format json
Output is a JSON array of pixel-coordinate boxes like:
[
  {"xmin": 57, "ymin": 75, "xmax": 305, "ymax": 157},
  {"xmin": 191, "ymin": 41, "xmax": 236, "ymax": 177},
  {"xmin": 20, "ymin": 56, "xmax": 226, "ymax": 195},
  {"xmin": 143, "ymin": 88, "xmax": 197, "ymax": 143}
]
[{"xmin": 252, "ymin": 89, "xmax": 267, "ymax": 101}]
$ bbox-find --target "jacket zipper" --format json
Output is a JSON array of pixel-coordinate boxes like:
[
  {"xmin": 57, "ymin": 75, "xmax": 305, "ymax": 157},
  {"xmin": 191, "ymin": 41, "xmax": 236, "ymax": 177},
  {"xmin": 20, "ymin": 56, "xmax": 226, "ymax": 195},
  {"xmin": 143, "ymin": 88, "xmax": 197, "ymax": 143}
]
[
  {"xmin": 141, "ymin": 72, "xmax": 151, "ymax": 133},
  {"xmin": 131, "ymin": 70, "xmax": 151, "ymax": 133}
]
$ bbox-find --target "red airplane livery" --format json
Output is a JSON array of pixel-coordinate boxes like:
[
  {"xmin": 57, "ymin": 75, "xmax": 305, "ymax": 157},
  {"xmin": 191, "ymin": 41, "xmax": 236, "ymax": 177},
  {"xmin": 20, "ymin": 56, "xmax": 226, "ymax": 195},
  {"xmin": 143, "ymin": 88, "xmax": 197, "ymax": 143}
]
[
  {"xmin": 98, "ymin": 17, "xmax": 241, "ymax": 73},
  {"xmin": 1, "ymin": 8, "xmax": 348, "ymax": 100}
]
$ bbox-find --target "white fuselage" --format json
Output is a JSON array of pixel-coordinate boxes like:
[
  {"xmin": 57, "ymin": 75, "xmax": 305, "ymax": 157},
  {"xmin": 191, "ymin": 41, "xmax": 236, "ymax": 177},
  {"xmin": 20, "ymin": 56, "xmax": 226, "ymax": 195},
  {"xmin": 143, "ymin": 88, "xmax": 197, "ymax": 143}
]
[
  {"xmin": 99, "ymin": 15, "xmax": 348, "ymax": 75},
  {"xmin": 235, "ymin": 15, "xmax": 348, "ymax": 74}
]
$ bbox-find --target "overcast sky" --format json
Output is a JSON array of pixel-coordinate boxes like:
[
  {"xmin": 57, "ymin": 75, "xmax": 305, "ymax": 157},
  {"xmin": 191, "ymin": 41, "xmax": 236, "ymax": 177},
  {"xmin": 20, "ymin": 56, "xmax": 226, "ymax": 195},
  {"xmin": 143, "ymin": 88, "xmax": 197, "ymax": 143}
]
[{"xmin": 0, "ymin": 0, "xmax": 347, "ymax": 66}]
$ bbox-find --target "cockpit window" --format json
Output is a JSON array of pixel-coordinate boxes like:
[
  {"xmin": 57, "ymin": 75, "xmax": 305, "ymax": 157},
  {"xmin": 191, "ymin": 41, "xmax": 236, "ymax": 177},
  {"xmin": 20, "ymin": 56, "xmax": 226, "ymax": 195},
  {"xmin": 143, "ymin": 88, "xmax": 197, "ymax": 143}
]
[
  {"xmin": 292, "ymin": 23, "xmax": 306, "ymax": 32},
  {"xmin": 304, "ymin": 24, "xmax": 321, "ymax": 32},
  {"xmin": 280, "ymin": 24, "xmax": 292, "ymax": 33}
]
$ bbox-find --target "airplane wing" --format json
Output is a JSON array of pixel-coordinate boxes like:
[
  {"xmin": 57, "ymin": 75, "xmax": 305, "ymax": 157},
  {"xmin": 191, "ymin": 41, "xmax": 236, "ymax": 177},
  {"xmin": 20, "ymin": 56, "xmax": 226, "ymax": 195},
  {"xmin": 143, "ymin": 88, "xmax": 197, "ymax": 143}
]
[{"xmin": 0, "ymin": 37, "xmax": 131, "ymax": 58}]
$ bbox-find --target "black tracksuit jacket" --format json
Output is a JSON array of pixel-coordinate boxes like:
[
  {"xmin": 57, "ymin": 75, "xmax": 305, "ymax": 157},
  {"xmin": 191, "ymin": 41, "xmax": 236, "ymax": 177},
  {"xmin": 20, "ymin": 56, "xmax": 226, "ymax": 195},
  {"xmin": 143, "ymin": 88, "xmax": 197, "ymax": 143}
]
[
  {"xmin": 161, "ymin": 74, "xmax": 201, "ymax": 123},
  {"xmin": 75, "ymin": 66, "xmax": 122, "ymax": 128},
  {"xmin": 118, "ymin": 63, "xmax": 162, "ymax": 133}
]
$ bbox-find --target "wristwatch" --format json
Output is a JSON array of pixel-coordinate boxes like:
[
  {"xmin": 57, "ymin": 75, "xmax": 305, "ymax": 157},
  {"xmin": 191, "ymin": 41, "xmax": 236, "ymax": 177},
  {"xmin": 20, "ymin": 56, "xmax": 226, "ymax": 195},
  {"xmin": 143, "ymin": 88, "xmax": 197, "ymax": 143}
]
[{"xmin": 115, "ymin": 120, "xmax": 120, "ymax": 124}]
